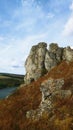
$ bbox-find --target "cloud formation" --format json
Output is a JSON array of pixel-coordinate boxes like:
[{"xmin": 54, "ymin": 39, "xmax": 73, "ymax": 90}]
[
  {"xmin": 0, "ymin": 0, "xmax": 73, "ymax": 74},
  {"xmin": 70, "ymin": 1, "xmax": 73, "ymax": 10},
  {"xmin": 62, "ymin": 1, "xmax": 73, "ymax": 37}
]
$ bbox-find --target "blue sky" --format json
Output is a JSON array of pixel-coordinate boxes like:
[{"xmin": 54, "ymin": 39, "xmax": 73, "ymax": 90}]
[{"xmin": 0, "ymin": 0, "xmax": 73, "ymax": 74}]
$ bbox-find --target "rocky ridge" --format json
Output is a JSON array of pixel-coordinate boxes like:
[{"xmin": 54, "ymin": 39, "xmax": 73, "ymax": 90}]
[
  {"xmin": 24, "ymin": 42, "xmax": 73, "ymax": 84},
  {"xmin": 24, "ymin": 42, "xmax": 73, "ymax": 120}
]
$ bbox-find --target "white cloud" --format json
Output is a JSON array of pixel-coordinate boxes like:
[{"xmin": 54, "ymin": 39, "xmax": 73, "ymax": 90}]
[
  {"xmin": 71, "ymin": 46, "xmax": 73, "ymax": 48},
  {"xmin": 70, "ymin": 1, "xmax": 73, "ymax": 10},
  {"xmin": 0, "ymin": 0, "xmax": 52, "ymax": 74},
  {"xmin": 21, "ymin": 0, "xmax": 35, "ymax": 6},
  {"xmin": 0, "ymin": 32, "xmax": 48, "ymax": 74},
  {"xmin": 62, "ymin": 16, "xmax": 73, "ymax": 36},
  {"xmin": 0, "ymin": 36, "xmax": 4, "ymax": 41},
  {"xmin": 11, "ymin": 0, "xmax": 55, "ymax": 33},
  {"xmin": 46, "ymin": 13, "xmax": 54, "ymax": 19},
  {"xmin": 62, "ymin": 1, "xmax": 73, "ymax": 37},
  {"xmin": 0, "ymin": 0, "xmax": 73, "ymax": 74}
]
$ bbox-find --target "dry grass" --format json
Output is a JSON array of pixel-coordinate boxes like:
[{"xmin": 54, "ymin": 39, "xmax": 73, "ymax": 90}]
[{"xmin": 0, "ymin": 61, "xmax": 73, "ymax": 130}]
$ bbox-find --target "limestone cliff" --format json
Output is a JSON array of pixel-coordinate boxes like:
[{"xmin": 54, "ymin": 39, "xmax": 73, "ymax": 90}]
[{"xmin": 24, "ymin": 42, "xmax": 73, "ymax": 84}]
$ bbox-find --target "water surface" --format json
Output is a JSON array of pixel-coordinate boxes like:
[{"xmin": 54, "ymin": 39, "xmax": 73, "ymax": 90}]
[{"xmin": 0, "ymin": 87, "xmax": 17, "ymax": 99}]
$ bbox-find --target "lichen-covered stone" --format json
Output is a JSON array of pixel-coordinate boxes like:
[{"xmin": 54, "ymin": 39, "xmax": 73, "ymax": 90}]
[
  {"xmin": 63, "ymin": 46, "xmax": 73, "ymax": 62},
  {"xmin": 49, "ymin": 43, "xmax": 58, "ymax": 53},
  {"xmin": 26, "ymin": 78, "xmax": 72, "ymax": 120},
  {"xmin": 24, "ymin": 43, "xmax": 73, "ymax": 84},
  {"xmin": 24, "ymin": 42, "xmax": 47, "ymax": 84}
]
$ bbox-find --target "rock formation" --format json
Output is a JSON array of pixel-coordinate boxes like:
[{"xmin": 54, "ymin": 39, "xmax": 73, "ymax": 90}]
[
  {"xmin": 25, "ymin": 43, "xmax": 73, "ymax": 120},
  {"xmin": 63, "ymin": 46, "xmax": 73, "ymax": 62},
  {"xmin": 24, "ymin": 42, "xmax": 73, "ymax": 84},
  {"xmin": 26, "ymin": 78, "xmax": 72, "ymax": 120},
  {"xmin": 24, "ymin": 42, "xmax": 47, "ymax": 84},
  {"xmin": 0, "ymin": 42, "xmax": 73, "ymax": 130}
]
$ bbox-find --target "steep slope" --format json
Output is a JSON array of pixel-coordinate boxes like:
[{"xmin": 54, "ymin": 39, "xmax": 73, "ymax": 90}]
[{"xmin": 0, "ymin": 61, "xmax": 73, "ymax": 130}]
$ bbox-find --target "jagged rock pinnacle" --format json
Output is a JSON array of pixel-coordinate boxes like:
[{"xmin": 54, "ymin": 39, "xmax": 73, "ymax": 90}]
[{"xmin": 24, "ymin": 42, "xmax": 73, "ymax": 84}]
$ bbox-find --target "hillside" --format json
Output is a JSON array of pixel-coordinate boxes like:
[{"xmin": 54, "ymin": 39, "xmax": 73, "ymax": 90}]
[
  {"xmin": 0, "ymin": 43, "xmax": 73, "ymax": 130},
  {"xmin": 0, "ymin": 73, "xmax": 24, "ymax": 88},
  {"xmin": 0, "ymin": 63, "xmax": 73, "ymax": 130}
]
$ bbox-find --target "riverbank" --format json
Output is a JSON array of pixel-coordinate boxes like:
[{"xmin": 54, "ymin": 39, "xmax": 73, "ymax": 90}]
[
  {"xmin": 0, "ymin": 73, "xmax": 24, "ymax": 89},
  {"xmin": 0, "ymin": 86, "xmax": 18, "ymax": 99}
]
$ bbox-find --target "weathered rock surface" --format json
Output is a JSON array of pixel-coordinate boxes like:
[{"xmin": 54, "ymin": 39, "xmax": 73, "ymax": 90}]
[
  {"xmin": 24, "ymin": 42, "xmax": 47, "ymax": 84},
  {"xmin": 63, "ymin": 46, "xmax": 73, "ymax": 62},
  {"xmin": 24, "ymin": 42, "xmax": 73, "ymax": 84},
  {"xmin": 26, "ymin": 78, "xmax": 72, "ymax": 120}
]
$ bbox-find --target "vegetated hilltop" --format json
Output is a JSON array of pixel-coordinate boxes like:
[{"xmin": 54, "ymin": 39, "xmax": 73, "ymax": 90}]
[
  {"xmin": 0, "ymin": 73, "xmax": 24, "ymax": 88},
  {"xmin": 0, "ymin": 43, "xmax": 73, "ymax": 130}
]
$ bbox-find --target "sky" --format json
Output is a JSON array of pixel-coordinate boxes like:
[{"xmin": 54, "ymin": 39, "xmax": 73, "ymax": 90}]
[{"xmin": 0, "ymin": 0, "xmax": 73, "ymax": 74}]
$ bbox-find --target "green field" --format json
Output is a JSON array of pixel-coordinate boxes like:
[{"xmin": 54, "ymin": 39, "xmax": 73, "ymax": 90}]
[{"xmin": 0, "ymin": 73, "xmax": 24, "ymax": 88}]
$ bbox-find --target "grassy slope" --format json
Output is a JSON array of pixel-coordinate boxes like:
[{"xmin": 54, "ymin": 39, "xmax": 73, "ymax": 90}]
[
  {"xmin": 0, "ymin": 61, "xmax": 73, "ymax": 130},
  {"xmin": 0, "ymin": 73, "xmax": 24, "ymax": 88}
]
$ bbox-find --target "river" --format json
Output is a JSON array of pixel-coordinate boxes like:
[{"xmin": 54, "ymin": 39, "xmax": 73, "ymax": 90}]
[{"xmin": 0, "ymin": 87, "xmax": 17, "ymax": 99}]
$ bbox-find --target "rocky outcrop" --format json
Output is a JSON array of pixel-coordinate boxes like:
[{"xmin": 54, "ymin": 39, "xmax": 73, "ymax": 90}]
[
  {"xmin": 63, "ymin": 46, "xmax": 73, "ymax": 62},
  {"xmin": 45, "ymin": 43, "xmax": 63, "ymax": 71},
  {"xmin": 26, "ymin": 78, "xmax": 72, "ymax": 120},
  {"xmin": 24, "ymin": 42, "xmax": 73, "ymax": 84},
  {"xmin": 24, "ymin": 42, "xmax": 47, "ymax": 84}
]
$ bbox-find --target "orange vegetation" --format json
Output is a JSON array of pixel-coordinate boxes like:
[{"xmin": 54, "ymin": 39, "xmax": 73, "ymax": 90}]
[{"xmin": 0, "ymin": 61, "xmax": 73, "ymax": 130}]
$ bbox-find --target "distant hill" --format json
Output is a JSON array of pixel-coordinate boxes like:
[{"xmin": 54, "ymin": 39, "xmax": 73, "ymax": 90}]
[{"xmin": 0, "ymin": 73, "xmax": 24, "ymax": 88}]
